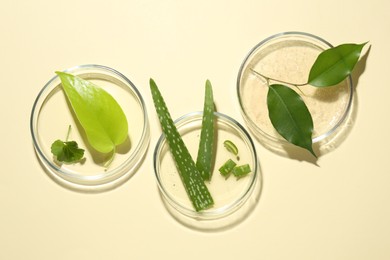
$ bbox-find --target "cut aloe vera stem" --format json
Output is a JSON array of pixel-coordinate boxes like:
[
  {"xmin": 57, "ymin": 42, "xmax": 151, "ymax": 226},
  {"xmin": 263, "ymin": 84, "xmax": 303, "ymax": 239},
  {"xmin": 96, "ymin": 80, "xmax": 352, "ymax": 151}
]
[
  {"xmin": 232, "ymin": 164, "xmax": 251, "ymax": 178},
  {"xmin": 196, "ymin": 80, "xmax": 215, "ymax": 181},
  {"xmin": 223, "ymin": 140, "xmax": 240, "ymax": 160},
  {"xmin": 219, "ymin": 159, "xmax": 237, "ymax": 178},
  {"xmin": 150, "ymin": 79, "xmax": 214, "ymax": 212}
]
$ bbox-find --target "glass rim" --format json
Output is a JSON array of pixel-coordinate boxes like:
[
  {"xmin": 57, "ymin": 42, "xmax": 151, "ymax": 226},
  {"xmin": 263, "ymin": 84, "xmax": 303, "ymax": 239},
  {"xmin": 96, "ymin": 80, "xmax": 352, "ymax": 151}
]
[
  {"xmin": 153, "ymin": 111, "xmax": 259, "ymax": 219},
  {"xmin": 30, "ymin": 64, "xmax": 150, "ymax": 191},
  {"xmin": 236, "ymin": 31, "xmax": 354, "ymax": 145}
]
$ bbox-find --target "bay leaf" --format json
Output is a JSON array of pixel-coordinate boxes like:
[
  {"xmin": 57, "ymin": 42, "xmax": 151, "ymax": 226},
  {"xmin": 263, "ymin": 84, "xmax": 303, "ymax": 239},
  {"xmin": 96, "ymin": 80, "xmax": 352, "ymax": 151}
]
[
  {"xmin": 308, "ymin": 42, "xmax": 367, "ymax": 87},
  {"xmin": 267, "ymin": 84, "xmax": 315, "ymax": 156}
]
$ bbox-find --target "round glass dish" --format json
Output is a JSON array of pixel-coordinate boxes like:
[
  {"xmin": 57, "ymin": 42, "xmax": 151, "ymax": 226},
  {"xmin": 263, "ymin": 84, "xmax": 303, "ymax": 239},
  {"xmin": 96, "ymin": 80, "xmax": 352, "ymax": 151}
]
[
  {"xmin": 237, "ymin": 32, "xmax": 353, "ymax": 155},
  {"xmin": 153, "ymin": 111, "xmax": 261, "ymax": 230},
  {"xmin": 30, "ymin": 64, "xmax": 150, "ymax": 192}
]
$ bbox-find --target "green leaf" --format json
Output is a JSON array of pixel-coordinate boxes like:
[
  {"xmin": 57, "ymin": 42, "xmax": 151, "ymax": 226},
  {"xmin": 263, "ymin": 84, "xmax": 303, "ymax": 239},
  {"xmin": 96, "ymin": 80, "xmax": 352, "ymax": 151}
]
[
  {"xmin": 196, "ymin": 80, "xmax": 215, "ymax": 181},
  {"xmin": 308, "ymin": 42, "xmax": 367, "ymax": 87},
  {"xmin": 267, "ymin": 84, "xmax": 315, "ymax": 156},
  {"xmin": 51, "ymin": 140, "xmax": 85, "ymax": 163},
  {"xmin": 56, "ymin": 72, "xmax": 128, "ymax": 154}
]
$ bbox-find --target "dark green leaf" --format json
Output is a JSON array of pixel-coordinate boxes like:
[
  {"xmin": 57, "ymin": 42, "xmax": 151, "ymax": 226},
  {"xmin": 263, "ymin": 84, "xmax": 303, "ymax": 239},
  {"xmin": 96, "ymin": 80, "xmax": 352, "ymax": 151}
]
[
  {"xmin": 267, "ymin": 84, "xmax": 316, "ymax": 156},
  {"xmin": 51, "ymin": 140, "xmax": 85, "ymax": 163},
  {"xmin": 308, "ymin": 42, "xmax": 367, "ymax": 87}
]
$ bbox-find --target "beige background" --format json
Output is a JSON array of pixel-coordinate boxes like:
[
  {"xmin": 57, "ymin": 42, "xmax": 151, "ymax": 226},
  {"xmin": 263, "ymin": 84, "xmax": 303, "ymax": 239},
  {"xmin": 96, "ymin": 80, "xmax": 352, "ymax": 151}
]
[{"xmin": 1, "ymin": 0, "xmax": 389, "ymax": 259}]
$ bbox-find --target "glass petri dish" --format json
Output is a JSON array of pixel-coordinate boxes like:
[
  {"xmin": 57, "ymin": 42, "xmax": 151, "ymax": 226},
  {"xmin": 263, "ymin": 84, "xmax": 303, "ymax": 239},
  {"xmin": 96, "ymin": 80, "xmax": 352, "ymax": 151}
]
[
  {"xmin": 153, "ymin": 111, "xmax": 261, "ymax": 230},
  {"xmin": 30, "ymin": 64, "xmax": 150, "ymax": 192},
  {"xmin": 237, "ymin": 32, "xmax": 353, "ymax": 154}
]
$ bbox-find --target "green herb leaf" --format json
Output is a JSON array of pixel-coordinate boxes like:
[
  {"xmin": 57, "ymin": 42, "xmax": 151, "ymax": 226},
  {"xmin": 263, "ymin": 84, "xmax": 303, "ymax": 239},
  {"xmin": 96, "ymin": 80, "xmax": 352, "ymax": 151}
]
[
  {"xmin": 196, "ymin": 80, "xmax": 215, "ymax": 181},
  {"xmin": 308, "ymin": 42, "xmax": 367, "ymax": 87},
  {"xmin": 51, "ymin": 140, "xmax": 84, "ymax": 163},
  {"xmin": 150, "ymin": 78, "xmax": 214, "ymax": 212},
  {"xmin": 56, "ymin": 72, "xmax": 128, "ymax": 155},
  {"xmin": 267, "ymin": 84, "xmax": 315, "ymax": 156}
]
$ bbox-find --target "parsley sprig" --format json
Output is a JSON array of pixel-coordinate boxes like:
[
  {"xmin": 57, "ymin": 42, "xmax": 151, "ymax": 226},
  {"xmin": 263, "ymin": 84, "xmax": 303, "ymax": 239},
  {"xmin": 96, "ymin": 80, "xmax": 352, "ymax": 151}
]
[{"xmin": 51, "ymin": 125, "xmax": 85, "ymax": 164}]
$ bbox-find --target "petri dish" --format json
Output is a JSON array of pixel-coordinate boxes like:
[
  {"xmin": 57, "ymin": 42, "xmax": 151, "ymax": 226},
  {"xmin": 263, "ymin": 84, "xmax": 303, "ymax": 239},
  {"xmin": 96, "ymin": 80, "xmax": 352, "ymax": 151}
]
[
  {"xmin": 237, "ymin": 32, "xmax": 353, "ymax": 154},
  {"xmin": 153, "ymin": 111, "xmax": 261, "ymax": 230},
  {"xmin": 30, "ymin": 64, "xmax": 150, "ymax": 192}
]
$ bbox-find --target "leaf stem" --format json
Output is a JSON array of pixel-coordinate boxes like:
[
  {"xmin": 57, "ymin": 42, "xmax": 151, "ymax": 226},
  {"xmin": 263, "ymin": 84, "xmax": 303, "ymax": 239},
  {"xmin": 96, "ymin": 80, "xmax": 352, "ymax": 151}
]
[
  {"xmin": 250, "ymin": 68, "xmax": 308, "ymax": 87},
  {"xmin": 103, "ymin": 149, "xmax": 116, "ymax": 170},
  {"xmin": 66, "ymin": 125, "xmax": 72, "ymax": 142}
]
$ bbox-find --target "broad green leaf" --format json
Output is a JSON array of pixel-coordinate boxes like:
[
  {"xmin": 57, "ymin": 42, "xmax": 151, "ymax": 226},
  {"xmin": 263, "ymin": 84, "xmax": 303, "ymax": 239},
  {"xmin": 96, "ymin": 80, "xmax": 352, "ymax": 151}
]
[
  {"xmin": 308, "ymin": 42, "xmax": 367, "ymax": 87},
  {"xmin": 56, "ymin": 72, "xmax": 128, "ymax": 154},
  {"xmin": 267, "ymin": 84, "xmax": 315, "ymax": 156}
]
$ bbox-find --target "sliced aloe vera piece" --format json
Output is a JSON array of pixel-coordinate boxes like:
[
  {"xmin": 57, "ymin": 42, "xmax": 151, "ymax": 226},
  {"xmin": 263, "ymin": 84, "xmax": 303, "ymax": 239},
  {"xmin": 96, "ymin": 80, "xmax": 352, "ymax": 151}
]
[
  {"xmin": 196, "ymin": 80, "xmax": 215, "ymax": 181},
  {"xmin": 232, "ymin": 164, "xmax": 251, "ymax": 178},
  {"xmin": 223, "ymin": 140, "xmax": 240, "ymax": 160},
  {"xmin": 150, "ymin": 79, "xmax": 214, "ymax": 212},
  {"xmin": 218, "ymin": 159, "xmax": 237, "ymax": 178}
]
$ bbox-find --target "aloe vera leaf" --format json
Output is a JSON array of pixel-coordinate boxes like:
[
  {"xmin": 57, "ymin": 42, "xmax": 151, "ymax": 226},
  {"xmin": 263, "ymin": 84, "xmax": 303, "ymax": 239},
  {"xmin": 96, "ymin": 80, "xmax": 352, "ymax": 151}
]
[
  {"xmin": 196, "ymin": 80, "xmax": 215, "ymax": 181},
  {"xmin": 267, "ymin": 84, "xmax": 316, "ymax": 157},
  {"xmin": 150, "ymin": 79, "xmax": 214, "ymax": 212},
  {"xmin": 308, "ymin": 42, "xmax": 367, "ymax": 87},
  {"xmin": 56, "ymin": 72, "xmax": 128, "ymax": 154}
]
